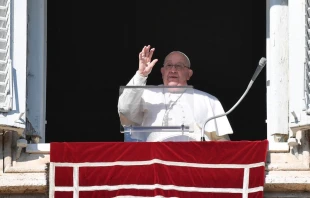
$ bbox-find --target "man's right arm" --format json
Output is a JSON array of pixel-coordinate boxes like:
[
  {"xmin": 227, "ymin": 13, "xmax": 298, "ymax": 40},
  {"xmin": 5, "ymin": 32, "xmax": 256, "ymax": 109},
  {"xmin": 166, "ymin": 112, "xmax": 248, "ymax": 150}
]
[
  {"xmin": 118, "ymin": 71, "xmax": 147, "ymax": 125},
  {"xmin": 118, "ymin": 45, "xmax": 158, "ymax": 126}
]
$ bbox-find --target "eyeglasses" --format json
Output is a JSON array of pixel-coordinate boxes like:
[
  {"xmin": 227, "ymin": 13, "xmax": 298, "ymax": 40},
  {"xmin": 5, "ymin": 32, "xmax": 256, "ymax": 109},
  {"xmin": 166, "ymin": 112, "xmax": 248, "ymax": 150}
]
[{"xmin": 164, "ymin": 63, "xmax": 189, "ymax": 71}]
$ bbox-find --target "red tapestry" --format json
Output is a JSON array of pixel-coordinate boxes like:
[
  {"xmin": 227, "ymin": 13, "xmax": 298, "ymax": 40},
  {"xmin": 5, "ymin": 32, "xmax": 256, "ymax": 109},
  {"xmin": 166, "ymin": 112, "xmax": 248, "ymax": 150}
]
[{"xmin": 49, "ymin": 140, "xmax": 268, "ymax": 198}]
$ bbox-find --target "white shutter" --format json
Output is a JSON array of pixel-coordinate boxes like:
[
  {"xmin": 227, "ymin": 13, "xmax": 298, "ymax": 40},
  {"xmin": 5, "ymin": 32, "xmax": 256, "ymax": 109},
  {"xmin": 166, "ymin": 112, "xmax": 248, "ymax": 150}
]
[
  {"xmin": 0, "ymin": 0, "xmax": 11, "ymax": 112},
  {"xmin": 286, "ymin": 0, "xmax": 309, "ymax": 138},
  {"xmin": 306, "ymin": 0, "xmax": 310, "ymax": 114}
]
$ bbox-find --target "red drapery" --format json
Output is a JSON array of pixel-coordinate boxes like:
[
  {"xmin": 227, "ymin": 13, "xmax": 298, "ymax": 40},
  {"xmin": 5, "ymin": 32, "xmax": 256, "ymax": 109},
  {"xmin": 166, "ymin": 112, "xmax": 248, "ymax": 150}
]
[{"xmin": 49, "ymin": 140, "xmax": 268, "ymax": 198}]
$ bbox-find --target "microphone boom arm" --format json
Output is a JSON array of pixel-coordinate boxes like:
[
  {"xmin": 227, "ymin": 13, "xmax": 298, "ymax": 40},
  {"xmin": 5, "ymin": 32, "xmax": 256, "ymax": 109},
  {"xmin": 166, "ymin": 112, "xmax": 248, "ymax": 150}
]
[
  {"xmin": 200, "ymin": 80, "xmax": 254, "ymax": 141},
  {"xmin": 200, "ymin": 57, "xmax": 266, "ymax": 141}
]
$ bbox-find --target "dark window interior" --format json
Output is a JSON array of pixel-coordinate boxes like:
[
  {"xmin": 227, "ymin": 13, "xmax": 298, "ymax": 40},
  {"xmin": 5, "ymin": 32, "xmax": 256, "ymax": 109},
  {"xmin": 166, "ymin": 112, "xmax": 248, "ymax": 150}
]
[{"xmin": 46, "ymin": 1, "xmax": 266, "ymax": 142}]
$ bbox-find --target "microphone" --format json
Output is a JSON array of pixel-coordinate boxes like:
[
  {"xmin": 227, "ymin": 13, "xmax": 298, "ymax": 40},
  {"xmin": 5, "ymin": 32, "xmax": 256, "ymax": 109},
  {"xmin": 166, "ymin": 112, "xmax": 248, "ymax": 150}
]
[
  {"xmin": 251, "ymin": 58, "xmax": 267, "ymax": 82},
  {"xmin": 200, "ymin": 57, "xmax": 267, "ymax": 141}
]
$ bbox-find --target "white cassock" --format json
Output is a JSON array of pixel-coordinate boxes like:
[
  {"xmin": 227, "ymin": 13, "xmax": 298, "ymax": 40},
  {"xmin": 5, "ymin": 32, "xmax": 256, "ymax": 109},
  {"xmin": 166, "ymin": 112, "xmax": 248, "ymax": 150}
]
[{"xmin": 118, "ymin": 71, "xmax": 233, "ymax": 142}]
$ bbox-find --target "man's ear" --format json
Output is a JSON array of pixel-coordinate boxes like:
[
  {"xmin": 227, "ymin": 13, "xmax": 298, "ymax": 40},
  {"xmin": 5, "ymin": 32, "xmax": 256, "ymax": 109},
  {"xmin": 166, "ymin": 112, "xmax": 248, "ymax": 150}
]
[
  {"xmin": 187, "ymin": 69, "xmax": 193, "ymax": 80},
  {"xmin": 161, "ymin": 67, "xmax": 164, "ymax": 75}
]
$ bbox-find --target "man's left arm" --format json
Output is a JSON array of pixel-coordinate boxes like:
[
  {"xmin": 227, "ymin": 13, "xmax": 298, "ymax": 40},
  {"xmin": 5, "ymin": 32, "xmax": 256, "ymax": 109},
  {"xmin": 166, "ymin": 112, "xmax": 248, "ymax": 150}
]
[{"xmin": 207, "ymin": 132, "xmax": 231, "ymax": 141}]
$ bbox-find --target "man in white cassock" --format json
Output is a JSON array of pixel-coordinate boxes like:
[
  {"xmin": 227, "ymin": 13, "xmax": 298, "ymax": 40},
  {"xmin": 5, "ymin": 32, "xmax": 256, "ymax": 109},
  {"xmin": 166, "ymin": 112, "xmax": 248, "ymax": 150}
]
[{"xmin": 118, "ymin": 45, "xmax": 233, "ymax": 142}]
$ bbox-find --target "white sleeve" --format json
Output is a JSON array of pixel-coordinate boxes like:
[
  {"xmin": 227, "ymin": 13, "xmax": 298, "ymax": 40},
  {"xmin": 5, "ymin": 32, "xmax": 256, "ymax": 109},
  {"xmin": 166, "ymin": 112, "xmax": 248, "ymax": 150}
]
[
  {"xmin": 118, "ymin": 71, "xmax": 148, "ymax": 125},
  {"xmin": 205, "ymin": 97, "xmax": 234, "ymax": 137},
  {"xmin": 194, "ymin": 91, "xmax": 233, "ymax": 138},
  {"xmin": 127, "ymin": 71, "xmax": 147, "ymax": 86}
]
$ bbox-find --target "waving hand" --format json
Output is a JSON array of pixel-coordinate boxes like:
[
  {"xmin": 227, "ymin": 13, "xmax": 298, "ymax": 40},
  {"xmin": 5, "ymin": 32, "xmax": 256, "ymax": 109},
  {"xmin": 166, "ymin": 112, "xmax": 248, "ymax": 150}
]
[{"xmin": 138, "ymin": 45, "xmax": 158, "ymax": 77}]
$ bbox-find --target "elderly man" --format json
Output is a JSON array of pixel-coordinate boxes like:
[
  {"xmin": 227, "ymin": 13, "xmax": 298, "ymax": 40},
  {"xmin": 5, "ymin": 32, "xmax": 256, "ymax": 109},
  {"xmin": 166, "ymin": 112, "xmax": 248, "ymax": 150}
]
[{"xmin": 118, "ymin": 45, "xmax": 233, "ymax": 142}]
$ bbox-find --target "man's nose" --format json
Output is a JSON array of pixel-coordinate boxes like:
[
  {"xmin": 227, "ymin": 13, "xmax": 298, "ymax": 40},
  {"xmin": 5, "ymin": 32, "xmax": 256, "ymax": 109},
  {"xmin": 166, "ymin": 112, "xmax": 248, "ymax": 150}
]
[{"xmin": 170, "ymin": 65, "xmax": 178, "ymax": 71}]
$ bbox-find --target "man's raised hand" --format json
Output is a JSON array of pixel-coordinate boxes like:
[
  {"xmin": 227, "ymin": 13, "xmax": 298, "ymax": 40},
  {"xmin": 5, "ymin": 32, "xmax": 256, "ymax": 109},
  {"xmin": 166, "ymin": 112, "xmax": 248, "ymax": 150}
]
[{"xmin": 138, "ymin": 45, "xmax": 158, "ymax": 77}]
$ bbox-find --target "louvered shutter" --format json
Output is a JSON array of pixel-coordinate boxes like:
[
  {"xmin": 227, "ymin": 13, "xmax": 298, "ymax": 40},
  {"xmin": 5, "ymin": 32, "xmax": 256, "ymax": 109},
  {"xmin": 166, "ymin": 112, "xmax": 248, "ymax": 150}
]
[{"xmin": 0, "ymin": 0, "xmax": 11, "ymax": 112}]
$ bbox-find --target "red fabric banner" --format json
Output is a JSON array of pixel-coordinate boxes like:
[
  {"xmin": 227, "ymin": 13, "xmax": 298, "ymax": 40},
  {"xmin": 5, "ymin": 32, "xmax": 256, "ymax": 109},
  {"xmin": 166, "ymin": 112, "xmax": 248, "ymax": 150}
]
[{"xmin": 49, "ymin": 140, "xmax": 268, "ymax": 198}]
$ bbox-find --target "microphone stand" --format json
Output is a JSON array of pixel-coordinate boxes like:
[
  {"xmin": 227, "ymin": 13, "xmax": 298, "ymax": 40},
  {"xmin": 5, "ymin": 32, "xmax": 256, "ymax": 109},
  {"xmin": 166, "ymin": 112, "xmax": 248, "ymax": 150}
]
[{"xmin": 201, "ymin": 57, "xmax": 267, "ymax": 141}]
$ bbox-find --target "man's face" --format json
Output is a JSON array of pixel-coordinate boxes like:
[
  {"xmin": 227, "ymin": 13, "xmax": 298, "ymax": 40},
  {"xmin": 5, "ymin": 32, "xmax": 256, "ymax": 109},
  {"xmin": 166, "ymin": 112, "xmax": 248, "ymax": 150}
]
[{"xmin": 161, "ymin": 52, "xmax": 193, "ymax": 86}]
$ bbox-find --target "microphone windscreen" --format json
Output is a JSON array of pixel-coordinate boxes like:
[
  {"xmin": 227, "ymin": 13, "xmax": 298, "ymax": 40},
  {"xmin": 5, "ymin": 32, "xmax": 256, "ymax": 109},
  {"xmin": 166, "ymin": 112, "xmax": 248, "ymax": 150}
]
[{"xmin": 259, "ymin": 57, "xmax": 267, "ymax": 67}]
